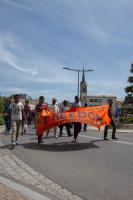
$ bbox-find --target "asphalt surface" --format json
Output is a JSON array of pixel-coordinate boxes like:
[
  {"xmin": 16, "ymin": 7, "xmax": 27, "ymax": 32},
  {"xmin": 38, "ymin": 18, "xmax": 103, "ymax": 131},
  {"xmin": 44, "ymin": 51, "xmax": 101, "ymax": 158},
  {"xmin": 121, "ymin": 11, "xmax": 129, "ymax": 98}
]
[{"xmin": 2, "ymin": 126, "xmax": 133, "ymax": 200}]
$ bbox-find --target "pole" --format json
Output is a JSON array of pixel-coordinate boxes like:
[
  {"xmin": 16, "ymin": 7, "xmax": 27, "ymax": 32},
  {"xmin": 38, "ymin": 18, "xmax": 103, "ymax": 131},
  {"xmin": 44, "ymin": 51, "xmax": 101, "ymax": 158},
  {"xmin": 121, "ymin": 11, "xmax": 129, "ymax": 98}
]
[{"xmin": 78, "ymin": 70, "xmax": 79, "ymax": 97}]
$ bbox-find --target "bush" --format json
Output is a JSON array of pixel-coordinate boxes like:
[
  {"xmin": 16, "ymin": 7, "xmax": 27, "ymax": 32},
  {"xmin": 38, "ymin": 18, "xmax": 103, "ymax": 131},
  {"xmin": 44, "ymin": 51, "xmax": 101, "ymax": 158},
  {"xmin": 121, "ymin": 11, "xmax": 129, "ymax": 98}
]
[
  {"xmin": 120, "ymin": 116, "xmax": 133, "ymax": 123},
  {"xmin": 0, "ymin": 114, "xmax": 4, "ymax": 125}
]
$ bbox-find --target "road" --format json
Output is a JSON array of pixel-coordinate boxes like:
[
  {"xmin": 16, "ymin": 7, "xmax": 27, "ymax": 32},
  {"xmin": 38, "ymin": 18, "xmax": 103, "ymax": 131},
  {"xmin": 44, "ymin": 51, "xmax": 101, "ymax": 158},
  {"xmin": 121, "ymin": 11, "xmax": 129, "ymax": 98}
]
[{"xmin": 2, "ymin": 126, "xmax": 133, "ymax": 200}]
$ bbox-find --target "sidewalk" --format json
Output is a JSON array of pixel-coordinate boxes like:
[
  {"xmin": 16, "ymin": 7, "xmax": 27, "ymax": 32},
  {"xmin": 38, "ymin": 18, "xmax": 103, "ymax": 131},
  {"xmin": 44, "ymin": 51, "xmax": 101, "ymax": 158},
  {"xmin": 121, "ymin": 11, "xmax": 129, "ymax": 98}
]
[
  {"xmin": 0, "ymin": 181, "xmax": 32, "ymax": 200},
  {"xmin": 0, "ymin": 176, "xmax": 50, "ymax": 200},
  {"xmin": 0, "ymin": 126, "xmax": 83, "ymax": 200}
]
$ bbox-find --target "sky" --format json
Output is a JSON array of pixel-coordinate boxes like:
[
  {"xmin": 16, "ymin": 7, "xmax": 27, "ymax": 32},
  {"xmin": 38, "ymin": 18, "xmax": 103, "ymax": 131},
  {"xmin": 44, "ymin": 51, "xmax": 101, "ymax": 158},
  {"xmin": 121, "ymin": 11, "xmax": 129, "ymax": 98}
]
[{"xmin": 0, "ymin": 0, "xmax": 132, "ymax": 103}]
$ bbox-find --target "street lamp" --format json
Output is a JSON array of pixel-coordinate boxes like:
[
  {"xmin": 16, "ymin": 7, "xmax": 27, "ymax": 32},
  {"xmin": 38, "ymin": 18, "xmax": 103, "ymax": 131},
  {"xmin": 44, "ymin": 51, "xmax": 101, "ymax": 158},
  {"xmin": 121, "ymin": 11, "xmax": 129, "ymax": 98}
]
[{"xmin": 62, "ymin": 66, "xmax": 94, "ymax": 97}]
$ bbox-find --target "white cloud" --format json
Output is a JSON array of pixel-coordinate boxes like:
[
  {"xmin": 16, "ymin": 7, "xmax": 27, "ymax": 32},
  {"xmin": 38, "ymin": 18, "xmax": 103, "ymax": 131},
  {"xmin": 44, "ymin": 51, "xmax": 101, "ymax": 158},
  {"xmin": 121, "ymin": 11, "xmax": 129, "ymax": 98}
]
[
  {"xmin": 0, "ymin": 33, "xmax": 39, "ymax": 78},
  {"xmin": 0, "ymin": 33, "xmax": 78, "ymax": 85}
]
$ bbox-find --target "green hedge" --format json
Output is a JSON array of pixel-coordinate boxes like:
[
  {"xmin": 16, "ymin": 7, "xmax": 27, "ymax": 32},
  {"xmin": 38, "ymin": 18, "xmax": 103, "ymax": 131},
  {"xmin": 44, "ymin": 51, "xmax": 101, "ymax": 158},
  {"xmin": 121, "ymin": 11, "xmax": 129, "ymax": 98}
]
[
  {"xmin": 0, "ymin": 114, "xmax": 4, "ymax": 125},
  {"xmin": 120, "ymin": 117, "xmax": 133, "ymax": 123}
]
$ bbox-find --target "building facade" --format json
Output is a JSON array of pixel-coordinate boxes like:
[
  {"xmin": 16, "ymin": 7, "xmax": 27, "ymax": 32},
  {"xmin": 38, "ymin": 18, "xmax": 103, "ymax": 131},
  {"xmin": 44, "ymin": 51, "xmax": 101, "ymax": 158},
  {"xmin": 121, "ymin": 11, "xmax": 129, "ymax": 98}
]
[
  {"xmin": 85, "ymin": 95, "xmax": 116, "ymax": 106},
  {"xmin": 79, "ymin": 69, "xmax": 118, "ymax": 111}
]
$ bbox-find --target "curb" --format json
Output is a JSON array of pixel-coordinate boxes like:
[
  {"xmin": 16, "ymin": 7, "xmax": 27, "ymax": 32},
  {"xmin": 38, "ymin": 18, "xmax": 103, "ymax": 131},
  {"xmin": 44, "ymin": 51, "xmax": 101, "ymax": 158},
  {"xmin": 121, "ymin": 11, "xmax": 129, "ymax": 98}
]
[{"xmin": 0, "ymin": 176, "xmax": 51, "ymax": 200}]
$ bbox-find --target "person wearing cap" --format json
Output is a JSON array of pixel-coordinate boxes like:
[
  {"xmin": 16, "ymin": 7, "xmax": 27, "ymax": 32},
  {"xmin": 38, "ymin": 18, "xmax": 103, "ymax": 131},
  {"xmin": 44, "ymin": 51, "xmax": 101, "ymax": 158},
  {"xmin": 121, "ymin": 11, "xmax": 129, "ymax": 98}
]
[
  {"xmin": 35, "ymin": 96, "xmax": 48, "ymax": 144},
  {"xmin": 72, "ymin": 96, "xmax": 82, "ymax": 143},
  {"xmin": 59, "ymin": 100, "xmax": 73, "ymax": 137},
  {"xmin": 49, "ymin": 97, "xmax": 59, "ymax": 138},
  {"xmin": 104, "ymin": 99, "xmax": 118, "ymax": 140}
]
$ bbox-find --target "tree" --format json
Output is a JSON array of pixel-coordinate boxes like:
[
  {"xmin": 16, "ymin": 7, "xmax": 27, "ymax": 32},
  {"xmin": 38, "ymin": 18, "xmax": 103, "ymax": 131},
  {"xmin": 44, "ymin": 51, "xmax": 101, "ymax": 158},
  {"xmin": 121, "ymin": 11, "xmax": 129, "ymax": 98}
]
[
  {"xmin": 128, "ymin": 76, "xmax": 133, "ymax": 83},
  {"xmin": 124, "ymin": 63, "xmax": 133, "ymax": 104},
  {"xmin": 125, "ymin": 86, "xmax": 133, "ymax": 93},
  {"xmin": 125, "ymin": 64, "xmax": 133, "ymax": 92},
  {"xmin": 131, "ymin": 63, "xmax": 133, "ymax": 73},
  {"xmin": 121, "ymin": 63, "xmax": 133, "ymax": 122}
]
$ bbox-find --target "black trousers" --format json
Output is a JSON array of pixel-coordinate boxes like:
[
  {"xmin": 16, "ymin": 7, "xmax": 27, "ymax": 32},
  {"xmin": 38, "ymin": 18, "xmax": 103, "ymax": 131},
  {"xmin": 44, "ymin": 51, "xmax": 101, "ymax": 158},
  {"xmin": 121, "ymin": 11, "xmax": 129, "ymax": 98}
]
[
  {"xmin": 4, "ymin": 116, "xmax": 11, "ymax": 132},
  {"xmin": 59, "ymin": 123, "xmax": 71, "ymax": 136},
  {"xmin": 84, "ymin": 123, "xmax": 87, "ymax": 131},
  {"xmin": 74, "ymin": 122, "xmax": 81, "ymax": 139},
  {"xmin": 104, "ymin": 120, "xmax": 116, "ymax": 139}
]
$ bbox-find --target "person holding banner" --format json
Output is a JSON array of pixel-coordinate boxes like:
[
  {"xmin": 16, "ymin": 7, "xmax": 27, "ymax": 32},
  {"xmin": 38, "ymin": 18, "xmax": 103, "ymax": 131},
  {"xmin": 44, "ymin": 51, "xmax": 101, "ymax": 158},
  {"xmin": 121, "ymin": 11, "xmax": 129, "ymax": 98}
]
[
  {"xmin": 49, "ymin": 97, "xmax": 60, "ymax": 138},
  {"xmin": 83, "ymin": 102, "xmax": 88, "ymax": 132},
  {"xmin": 35, "ymin": 96, "xmax": 48, "ymax": 144},
  {"xmin": 104, "ymin": 99, "xmax": 118, "ymax": 140},
  {"xmin": 72, "ymin": 96, "xmax": 82, "ymax": 143},
  {"xmin": 59, "ymin": 100, "xmax": 73, "ymax": 137}
]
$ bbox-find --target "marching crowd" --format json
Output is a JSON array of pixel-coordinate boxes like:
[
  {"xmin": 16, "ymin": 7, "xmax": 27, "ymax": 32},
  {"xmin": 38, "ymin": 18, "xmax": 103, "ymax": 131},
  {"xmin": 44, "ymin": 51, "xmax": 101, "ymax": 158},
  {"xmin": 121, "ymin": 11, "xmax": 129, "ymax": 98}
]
[{"xmin": 3, "ymin": 94, "xmax": 118, "ymax": 150}]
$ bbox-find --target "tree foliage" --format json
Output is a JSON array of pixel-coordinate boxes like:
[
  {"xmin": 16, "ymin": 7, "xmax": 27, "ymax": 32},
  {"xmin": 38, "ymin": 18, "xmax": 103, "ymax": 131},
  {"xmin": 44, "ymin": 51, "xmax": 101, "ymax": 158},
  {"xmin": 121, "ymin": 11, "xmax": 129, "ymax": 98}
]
[
  {"xmin": 124, "ymin": 64, "xmax": 133, "ymax": 106},
  {"xmin": 125, "ymin": 85, "xmax": 133, "ymax": 93},
  {"xmin": 131, "ymin": 63, "xmax": 133, "ymax": 73},
  {"xmin": 128, "ymin": 76, "xmax": 133, "ymax": 83},
  {"xmin": 125, "ymin": 64, "xmax": 133, "ymax": 95}
]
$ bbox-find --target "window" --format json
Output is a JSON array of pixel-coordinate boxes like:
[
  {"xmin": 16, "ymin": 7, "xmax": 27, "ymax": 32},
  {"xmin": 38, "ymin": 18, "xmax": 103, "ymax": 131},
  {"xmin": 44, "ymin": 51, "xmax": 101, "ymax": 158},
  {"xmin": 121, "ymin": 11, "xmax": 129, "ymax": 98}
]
[
  {"xmin": 90, "ymin": 99, "xmax": 93, "ymax": 102},
  {"xmin": 97, "ymin": 99, "xmax": 102, "ymax": 103},
  {"xmin": 94, "ymin": 99, "xmax": 97, "ymax": 102}
]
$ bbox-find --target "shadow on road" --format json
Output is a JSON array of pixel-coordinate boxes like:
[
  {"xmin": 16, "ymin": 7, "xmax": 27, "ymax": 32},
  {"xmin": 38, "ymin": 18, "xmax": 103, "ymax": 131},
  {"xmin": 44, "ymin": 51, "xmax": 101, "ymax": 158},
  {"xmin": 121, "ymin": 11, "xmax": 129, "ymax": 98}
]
[{"xmin": 22, "ymin": 141, "xmax": 99, "ymax": 152}]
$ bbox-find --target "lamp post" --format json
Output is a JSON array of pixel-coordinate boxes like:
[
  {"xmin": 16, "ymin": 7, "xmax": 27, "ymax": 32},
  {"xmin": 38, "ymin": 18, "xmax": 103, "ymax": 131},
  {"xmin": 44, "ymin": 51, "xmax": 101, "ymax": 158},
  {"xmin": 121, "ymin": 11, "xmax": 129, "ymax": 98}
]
[{"xmin": 62, "ymin": 66, "xmax": 93, "ymax": 97}]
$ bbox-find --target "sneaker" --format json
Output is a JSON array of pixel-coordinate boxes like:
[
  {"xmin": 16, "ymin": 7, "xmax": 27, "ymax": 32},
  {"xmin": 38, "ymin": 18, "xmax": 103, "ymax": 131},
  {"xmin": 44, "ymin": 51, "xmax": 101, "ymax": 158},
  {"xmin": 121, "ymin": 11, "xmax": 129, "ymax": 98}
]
[
  {"xmin": 68, "ymin": 134, "xmax": 73, "ymax": 137},
  {"xmin": 104, "ymin": 138, "xmax": 109, "ymax": 140},
  {"xmin": 72, "ymin": 138, "xmax": 78, "ymax": 143},
  {"xmin": 16, "ymin": 140, "xmax": 20, "ymax": 145},
  {"xmin": 55, "ymin": 135, "xmax": 58, "ymax": 139},
  {"xmin": 75, "ymin": 138, "xmax": 78, "ymax": 143},
  {"xmin": 112, "ymin": 137, "xmax": 119, "ymax": 140},
  {"xmin": 38, "ymin": 139, "xmax": 44, "ymax": 144}
]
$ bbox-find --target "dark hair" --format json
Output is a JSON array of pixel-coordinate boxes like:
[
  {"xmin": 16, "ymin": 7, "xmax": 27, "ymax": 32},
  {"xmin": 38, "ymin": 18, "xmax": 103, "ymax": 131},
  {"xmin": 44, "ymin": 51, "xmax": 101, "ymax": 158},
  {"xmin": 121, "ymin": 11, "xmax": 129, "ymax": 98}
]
[
  {"xmin": 14, "ymin": 94, "xmax": 20, "ymax": 99},
  {"xmin": 39, "ymin": 96, "xmax": 44, "ymax": 100},
  {"xmin": 75, "ymin": 95, "xmax": 79, "ymax": 99}
]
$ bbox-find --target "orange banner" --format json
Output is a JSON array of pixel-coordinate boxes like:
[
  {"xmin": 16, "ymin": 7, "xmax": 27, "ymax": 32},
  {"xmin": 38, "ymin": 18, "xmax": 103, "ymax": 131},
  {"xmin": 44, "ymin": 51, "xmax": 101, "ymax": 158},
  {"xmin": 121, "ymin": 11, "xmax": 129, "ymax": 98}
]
[{"xmin": 36, "ymin": 105, "xmax": 110, "ymax": 135}]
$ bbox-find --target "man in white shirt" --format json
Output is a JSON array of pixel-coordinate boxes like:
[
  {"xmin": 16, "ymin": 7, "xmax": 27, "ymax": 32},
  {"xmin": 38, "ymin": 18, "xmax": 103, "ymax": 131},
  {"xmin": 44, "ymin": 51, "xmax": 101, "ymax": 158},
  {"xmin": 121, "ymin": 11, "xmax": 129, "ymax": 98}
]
[
  {"xmin": 49, "ymin": 97, "xmax": 59, "ymax": 138},
  {"xmin": 9, "ymin": 94, "xmax": 25, "ymax": 149}
]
